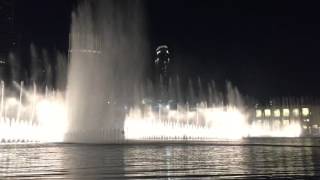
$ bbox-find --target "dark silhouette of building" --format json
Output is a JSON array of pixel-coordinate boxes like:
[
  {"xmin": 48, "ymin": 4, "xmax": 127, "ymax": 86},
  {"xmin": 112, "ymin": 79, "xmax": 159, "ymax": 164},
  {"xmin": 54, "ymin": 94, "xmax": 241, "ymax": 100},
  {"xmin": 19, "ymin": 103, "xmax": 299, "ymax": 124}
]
[{"xmin": 154, "ymin": 45, "xmax": 171, "ymax": 88}]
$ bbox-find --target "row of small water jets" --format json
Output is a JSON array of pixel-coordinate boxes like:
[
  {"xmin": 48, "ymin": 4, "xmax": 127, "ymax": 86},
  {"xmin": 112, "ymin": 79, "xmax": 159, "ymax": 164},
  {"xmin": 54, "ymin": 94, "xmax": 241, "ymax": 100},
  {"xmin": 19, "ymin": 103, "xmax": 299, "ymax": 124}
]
[
  {"xmin": 124, "ymin": 103, "xmax": 302, "ymax": 141},
  {"xmin": 0, "ymin": 81, "xmax": 67, "ymax": 143},
  {"xmin": 123, "ymin": 78, "xmax": 302, "ymax": 140},
  {"xmin": 0, "ymin": 80, "xmax": 302, "ymax": 143}
]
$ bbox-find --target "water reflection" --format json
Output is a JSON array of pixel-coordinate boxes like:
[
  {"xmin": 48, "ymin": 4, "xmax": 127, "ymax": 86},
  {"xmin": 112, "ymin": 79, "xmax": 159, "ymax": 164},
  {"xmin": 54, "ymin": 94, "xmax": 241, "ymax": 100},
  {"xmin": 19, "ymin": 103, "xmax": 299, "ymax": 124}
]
[
  {"xmin": 0, "ymin": 139, "xmax": 319, "ymax": 179},
  {"xmin": 0, "ymin": 144, "xmax": 66, "ymax": 179}
]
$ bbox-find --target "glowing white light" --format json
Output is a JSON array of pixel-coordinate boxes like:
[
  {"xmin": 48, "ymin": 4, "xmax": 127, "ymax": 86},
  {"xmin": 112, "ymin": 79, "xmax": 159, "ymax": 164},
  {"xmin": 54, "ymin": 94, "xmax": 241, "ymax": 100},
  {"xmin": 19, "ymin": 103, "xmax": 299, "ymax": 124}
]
[
  {"xmin": 36, "ymin": 97, "xmax": 67, "ymax": 142},
  {"xmin": 124, "ymin": 106, "xmax": 248, "ymax": 140},
  {"xmin": 0, "ymin": 91, "xmax": 68, "ymax": 143},
  {"xmin": 283, "ymin": 119, "xmax": 289, "ymax": 126},
  {"xmin": 273, "ymin": 109, "xmax": 280, "ymax": 117},
  {"xmin": 256, "ymin": 109, "xmax": 262, "ymax": 117},
  {"xmin": 248, "ymin": 120, "xmax": 301, "ymax": 137},
  {"xmin": 264, "ymin": 109, "xmax": 271, "ymax": 117},
  {"xmin": 302, "ymin": 108, "xmax": 309, "ymax": 116},
  {"xmin": 0, "ymin": 84, "xmax": 305, "ymax": 143},
  {"xmin": 283, "ymin": 108, "xmax": 289, "ymax": 117},
  {"xmin": 124, "ymin": 104, "xmax": 303, "ymax": 140},
  {"xmin": 6, "ymin": 97, "xmax": 18, "ymax": 106}
]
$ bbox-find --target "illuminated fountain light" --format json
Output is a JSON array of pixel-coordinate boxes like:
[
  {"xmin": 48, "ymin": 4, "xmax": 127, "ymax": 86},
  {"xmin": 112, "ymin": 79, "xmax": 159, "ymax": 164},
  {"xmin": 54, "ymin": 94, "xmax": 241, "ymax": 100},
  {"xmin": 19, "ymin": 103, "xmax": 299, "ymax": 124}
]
[
  {"xmin": 124, "ymin": 105, "xmax": 248, "ymax": 141},
  {"xmin": 0, "ymin": 118, "xmax": 39, "ymax": 143},
  {"xmin": 248, "ymin": 120, "xmax": 301, "ymax": 137},
  {"xmin": 124, "ymin": 104, "xmax": 303, "ymax": 141},
  {"xmin": 35, "ymin": 95, "xmax": 68, "ymax": 142},
  {"xmin": 0, "ymin": 81, "xmax": 68, "ymax": 143},
  {"xmin": 0, "ymin": 79, "xmax": 304, "ymax": 143}
]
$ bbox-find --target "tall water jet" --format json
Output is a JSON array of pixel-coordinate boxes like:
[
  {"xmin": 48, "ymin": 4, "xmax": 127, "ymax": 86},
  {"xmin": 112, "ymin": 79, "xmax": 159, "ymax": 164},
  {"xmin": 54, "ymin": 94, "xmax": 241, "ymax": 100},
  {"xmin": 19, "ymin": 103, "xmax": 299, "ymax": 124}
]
[
  {"xmin": 65, "ymin": 1, "xmax": 148, "ymax": 143},
  {"xmin": 16, "ymin": 81, "xmax": 23, "ymax": 122}
]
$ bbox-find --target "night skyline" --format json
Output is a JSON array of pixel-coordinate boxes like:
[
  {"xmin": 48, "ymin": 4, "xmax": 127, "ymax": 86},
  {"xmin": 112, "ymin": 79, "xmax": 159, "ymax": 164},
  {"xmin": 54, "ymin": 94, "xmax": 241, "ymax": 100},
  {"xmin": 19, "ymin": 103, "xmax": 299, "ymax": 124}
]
[{"xmin": 12, "ymin": 0, "xmax": 320, "ymax": 100}]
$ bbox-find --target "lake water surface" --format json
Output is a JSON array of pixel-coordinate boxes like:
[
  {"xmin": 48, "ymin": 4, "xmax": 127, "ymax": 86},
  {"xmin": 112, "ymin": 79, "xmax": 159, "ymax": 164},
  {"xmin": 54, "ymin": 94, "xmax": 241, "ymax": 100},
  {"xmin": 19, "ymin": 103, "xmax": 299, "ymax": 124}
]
[{"xmin": 0, "ymin": 138, "xmax": 320, "ymax": 179}]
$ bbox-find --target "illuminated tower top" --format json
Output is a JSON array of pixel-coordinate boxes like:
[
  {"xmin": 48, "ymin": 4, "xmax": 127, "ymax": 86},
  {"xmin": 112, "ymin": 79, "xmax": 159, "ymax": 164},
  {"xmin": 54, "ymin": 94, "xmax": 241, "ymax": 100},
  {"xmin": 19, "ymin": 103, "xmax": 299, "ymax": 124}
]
[{"xmin": 154, "ymin": 45, "xmax": 170, "ymax": 79}]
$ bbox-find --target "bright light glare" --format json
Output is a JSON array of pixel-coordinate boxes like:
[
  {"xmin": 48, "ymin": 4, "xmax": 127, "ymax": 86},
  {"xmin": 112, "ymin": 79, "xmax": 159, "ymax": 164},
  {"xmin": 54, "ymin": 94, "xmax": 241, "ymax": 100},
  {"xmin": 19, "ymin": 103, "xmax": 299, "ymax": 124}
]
[
  {"xmin": 124, "ymin": 105, "xmax": 303, "ymax": 140},
  {"xmin": 0, "ymin": 92, "xmax": 67, "ymax": 143},
  {"xmin": 0, "ymin": 89, "xmax": 304, "ymax": 143},
  {"xmin": 264, "ymin": 109, "xmax": 271, "ymax": 117},
  {"xmin": 36, "ymin": 97, "xmax": 68, "ymax": 142},
  {"xmin": 274, "ymin": 109, "xmax": 280, "ymax": 117},
  {"xmin": 256, "ymin": 110, "xmax": 262, "ymax": 117},
  {"xmin": 124, "ymin": 106, "xmax": 248, "ymax": 140},
  {"xmin": 249, "ymin": 120, "xmax": 301, "ymax": 137},
  {"xmin": 302, "ymin": 108, "xmax": 309, "ymax": 116},
  {"xmin": 283, "ymin": 108, "xmax": 290, "ymax": 117}
]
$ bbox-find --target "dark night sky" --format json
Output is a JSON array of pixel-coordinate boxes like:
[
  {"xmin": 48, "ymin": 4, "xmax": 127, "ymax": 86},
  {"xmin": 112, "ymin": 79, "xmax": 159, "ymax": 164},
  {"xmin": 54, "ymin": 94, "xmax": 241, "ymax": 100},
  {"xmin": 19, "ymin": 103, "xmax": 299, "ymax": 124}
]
[{"xmin": 13, "ymin": 0, "xmax": 320, "ymax": 101}]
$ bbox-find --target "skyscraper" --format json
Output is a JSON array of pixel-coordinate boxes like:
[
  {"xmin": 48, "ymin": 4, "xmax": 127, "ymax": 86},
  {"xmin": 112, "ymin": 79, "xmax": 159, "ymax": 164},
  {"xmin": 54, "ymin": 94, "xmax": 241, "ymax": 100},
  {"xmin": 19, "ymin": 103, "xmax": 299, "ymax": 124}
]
[
  {"xmin": 154, "ymin": 45, "xmax": 170, "ymax": 82},
  {"xmin": 154, "ymin": 45, "xmax": 171, "ymax": 103}
]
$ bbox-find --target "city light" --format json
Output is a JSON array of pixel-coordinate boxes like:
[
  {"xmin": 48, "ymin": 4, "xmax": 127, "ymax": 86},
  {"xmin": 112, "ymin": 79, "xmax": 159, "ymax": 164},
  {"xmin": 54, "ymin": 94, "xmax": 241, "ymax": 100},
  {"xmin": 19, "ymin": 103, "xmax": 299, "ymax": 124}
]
[
  {"xmin": 283, "ymin": 108, "xmax": 290, "ymax": 117},
  {"xmin": 302, "ymin": 108, "xmax": 309, "ymax": 116},
  {"xmin": 256, "ymin": 109, "xmax": 262, "ymax": 117},
  {"xmin": 264, "ymin": 109, "xmax": 271, "ymax": 117},
  {"xmin": 274, "ymin": 109, "xmax": 280, "ymax": 117}
]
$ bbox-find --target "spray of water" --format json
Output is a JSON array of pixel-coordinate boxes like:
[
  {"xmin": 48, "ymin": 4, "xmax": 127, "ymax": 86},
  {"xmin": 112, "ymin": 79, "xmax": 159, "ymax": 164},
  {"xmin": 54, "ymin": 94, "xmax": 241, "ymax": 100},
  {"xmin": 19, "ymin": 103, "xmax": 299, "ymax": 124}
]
[{"xmin": 0, "ymin": 1, "xmax": 302, "ymax": 143}]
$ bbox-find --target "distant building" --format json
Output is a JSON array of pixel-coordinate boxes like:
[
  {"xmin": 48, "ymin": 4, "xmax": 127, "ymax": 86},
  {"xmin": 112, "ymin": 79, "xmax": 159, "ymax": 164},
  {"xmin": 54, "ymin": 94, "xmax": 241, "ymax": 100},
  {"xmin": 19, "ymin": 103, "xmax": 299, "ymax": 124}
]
[
  {"xmin": 253, "ymin": 97, "xmax": 320, "ymax": 136},
  {"xmin": 153, "ymin": 45, "xmax": 171, "ymax": 102},
  {"xmin": 154, "ymin": 45, "xmax": 171, "ymax": 82}
]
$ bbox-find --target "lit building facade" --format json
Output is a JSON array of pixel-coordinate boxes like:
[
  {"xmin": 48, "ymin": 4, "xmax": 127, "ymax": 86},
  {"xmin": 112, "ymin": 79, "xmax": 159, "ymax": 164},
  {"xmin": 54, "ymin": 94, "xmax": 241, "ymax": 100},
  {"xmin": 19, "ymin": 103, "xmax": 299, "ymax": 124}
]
[{"xmin": 253, "ymin": 98, "xmax": 320, "ymax": 136}]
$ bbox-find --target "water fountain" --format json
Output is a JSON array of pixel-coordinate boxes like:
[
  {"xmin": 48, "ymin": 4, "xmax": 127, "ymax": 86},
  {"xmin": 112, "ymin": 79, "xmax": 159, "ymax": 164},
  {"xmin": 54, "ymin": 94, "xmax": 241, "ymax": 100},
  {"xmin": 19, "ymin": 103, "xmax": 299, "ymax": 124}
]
[
  {"xmin": 65, "ymin": 1, "xmax": 148, "ymax": 143},
  {"xmin": 0, "ymin": 0, "xmax": 303, "ymax": 144},
  {"xmin": 63, "ymin": 0, "xmax": 302, "ymax": 143},
  {"xmin": 0, "ymin": 81, "xmax": 67, "ymax": 143}
]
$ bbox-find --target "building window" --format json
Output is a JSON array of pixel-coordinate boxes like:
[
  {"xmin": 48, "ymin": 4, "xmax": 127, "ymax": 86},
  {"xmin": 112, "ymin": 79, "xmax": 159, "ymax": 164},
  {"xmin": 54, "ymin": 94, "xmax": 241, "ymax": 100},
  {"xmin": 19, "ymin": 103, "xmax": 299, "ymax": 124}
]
[
  {"xmin": 264, "ymin": 109, "xmax": 271, "ymax": 117},
  {"xmin": 256, "ymin": 110, "xmax": 262, "ymax": 117},
  {"xmin": 274, "ymin": 109, "xmax": 280, "ymax": 117},
  {"xmin": 283, "ymin": 109, "xmax": 290, "ymax": 117},
  {"xmin": 302, "ymin": 108, "xmax": 309, "ymax": 116},
  {"xmin": 293, "ymin": 108, "xmax": 299, "ymax": 117}
]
